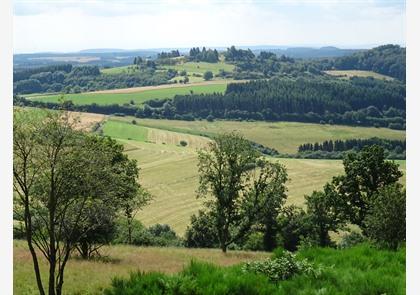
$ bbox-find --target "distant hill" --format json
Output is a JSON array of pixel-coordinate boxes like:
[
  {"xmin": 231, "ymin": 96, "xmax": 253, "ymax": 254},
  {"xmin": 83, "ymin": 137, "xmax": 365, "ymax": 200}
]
[
  {"xmin": 251, "ymin": 46, "xmax": 361, "ymax": 59},
  {"xmin": 333, "ymin": 44, "xmax": 406, "ymax": 81}
]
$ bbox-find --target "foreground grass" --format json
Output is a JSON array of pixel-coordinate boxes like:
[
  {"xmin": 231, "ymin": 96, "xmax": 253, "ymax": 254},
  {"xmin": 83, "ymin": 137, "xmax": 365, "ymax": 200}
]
[
  {"xmin": 14, "ymin": 240, "xmax": 269, "ymax": 295},
  {"xmin": 103, "ymin": 244, "xmax": 405, "ymax": 295},
  {"xmin": 27, "ymin": 83, "xmax": 228, "ymax": 106},
  {"xmin": 114, "ymin": 117, "xmax": 406, "ymax": 154}
]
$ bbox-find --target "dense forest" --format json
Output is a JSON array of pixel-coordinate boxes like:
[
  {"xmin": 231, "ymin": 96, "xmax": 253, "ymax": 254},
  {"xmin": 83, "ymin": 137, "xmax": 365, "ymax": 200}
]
[
  {"xmin": 332, "ymin": 44, "xmax": 406, "ymax": 81},
  {"xmin": 188, "ymin": 47, "xmax": 219, "ymax": 63}
]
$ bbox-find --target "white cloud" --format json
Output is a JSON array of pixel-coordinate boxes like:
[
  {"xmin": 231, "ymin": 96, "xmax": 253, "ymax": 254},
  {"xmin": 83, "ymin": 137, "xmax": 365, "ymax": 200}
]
[{"xmin": 13, "ymin": 0, "xmax": 405, "ymax": 53}]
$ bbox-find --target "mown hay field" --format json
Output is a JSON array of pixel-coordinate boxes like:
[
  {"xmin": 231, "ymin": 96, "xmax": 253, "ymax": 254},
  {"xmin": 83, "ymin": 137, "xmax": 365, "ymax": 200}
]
[
  {"xmin": 113, "ymin": 117, "xmax": 406, "ymax": 154},
  {"xmin": 324, "ymin": 70, "xmax": 395, "ymax": 81}
]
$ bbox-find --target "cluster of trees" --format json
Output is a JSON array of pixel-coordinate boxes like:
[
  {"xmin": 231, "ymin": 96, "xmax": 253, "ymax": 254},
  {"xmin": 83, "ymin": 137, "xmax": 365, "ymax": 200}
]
[
  {"xmin": 297, "ymin": 137, "xmax": 405, "ymax": 159},
  {"xmin": 185, "ymin": 136, "xmax": 405, "ymax": 253},
  {"xmin": 14, "ymin": 63, "xmax": 175, "ymax": 94},
  {"xmin": 333, "ymin": 45, "xmax": 406, "ymax": 81},
  {"xmin": 188, "ymin": 47, "xmax": 219, "ymax": 63},
  {"xmin": 157, "ymin": 50, "xmax": 181, "ymax": 59},
  {"xmin": 13, "ymin": 109, "xmax": 152, "ymax": 295},
  {"xmin": 224, "ymin": 46, "xmax": 255, "ymax": 62}
]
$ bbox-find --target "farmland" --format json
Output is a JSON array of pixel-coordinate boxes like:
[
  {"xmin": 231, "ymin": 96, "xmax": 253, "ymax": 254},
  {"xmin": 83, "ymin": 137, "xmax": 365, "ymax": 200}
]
[
  {"xmin": 98, "ymin": 117, "xmax": 406, "ymax": 234},
  {"xmin": 26, "ymin": 81, "xmax": 228, "ymax": 105},
  {"xmin": 111, "ymin": 117, "xmax": 406, "ymax": 154},
  {"xmin": 324, "ymin": 70, "xmax": 395, "ymax": 81},
  {"xmin": 14, "ymin": 240, "xmax": 269, "ymax": 295}
]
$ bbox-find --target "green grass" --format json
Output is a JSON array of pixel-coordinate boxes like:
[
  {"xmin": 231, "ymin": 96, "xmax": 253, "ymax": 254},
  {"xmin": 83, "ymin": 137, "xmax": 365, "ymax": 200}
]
[
  {"xmin": 101, "ymin": 65, "xmax": 139, "ymax": 75},
  {"xmin": 102, "ymin": 120, "xmax": 148, "ymax": 142},
  {"xmin": 325, "ymin": 70, "xmax": 395, "ymax": 81},
  {"xmin": 114, "ymin": 118, "xmax": 406, "ymax": 154},
  {"xmin": 103, "ymin": 244, "xmax": 405, "ymax": 295},
  {"xmin": 28, "ymin": 83, "xmax": 228, "ymax": 106},
  {"xmin": 14, "ymin": 240, "xmax": 269, "ymax": 295}
]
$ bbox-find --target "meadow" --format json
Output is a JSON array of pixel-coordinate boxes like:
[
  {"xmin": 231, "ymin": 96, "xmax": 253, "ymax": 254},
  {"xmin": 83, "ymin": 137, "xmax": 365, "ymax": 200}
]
[
  {"xmin": 100, "ymin": 118, "xmax": 406, "ymax": 234},
  {"xmin": 112, "ymin": 117, "xmax": 406, "ymax": 153},
  {"xmin": 324, "ymin": 70, "xmax": 395, "ymax": 81},
  {"xmin": 27, "ymin": 82, "xmax": 228, "ymax": 105},
  {"xmin": 14, "ymin": 240, "xmax": 269, "ymax": 295}
]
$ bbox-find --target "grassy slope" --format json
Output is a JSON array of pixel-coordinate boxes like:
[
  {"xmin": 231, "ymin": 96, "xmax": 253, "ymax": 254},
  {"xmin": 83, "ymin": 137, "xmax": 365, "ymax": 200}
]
[
  {"xmin": 28, "ymin": 83, "xmax": 228, "ymax": 105},
  {"xmin": 324, "ymin": 70, "xmax": 395, "ymax": 81},
  {"xmin": 163, "ymin": 61, "xmax": 235, "ymax": 75},
  {"xmin": 115, "ymin": 118, "xmax": 406, "ymax": 154},
  {"xmin": 14, "ymin": 240, "xmax": 269, "ymax": 295}
]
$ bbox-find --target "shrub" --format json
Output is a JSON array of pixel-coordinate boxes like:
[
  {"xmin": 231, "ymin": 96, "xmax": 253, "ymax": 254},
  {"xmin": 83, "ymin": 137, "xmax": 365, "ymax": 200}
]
[
  {"xmin": 203, "ymin": 71, "xmax": 213, "ymax": 81},
  {"xmin": 179, "ymin": 140, "xmax": 188, "ymax": 147},
  {"xmin": 131, "ymin": 119, "xmax": 137, "ymax": 125},
  {"xmin": 184, "ymin": 210, "xmax": 219, "ymax": 248},
  {"xmin": 337, "ymin": 231, "xmax": 366, "ymax": 249},
  {"xmin": 242, "ymin": 251, "xmax": 320, "ymax": 282}
]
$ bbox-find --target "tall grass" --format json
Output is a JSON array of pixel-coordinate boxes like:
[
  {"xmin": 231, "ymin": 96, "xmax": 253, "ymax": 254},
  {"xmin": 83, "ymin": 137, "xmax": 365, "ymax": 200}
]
[{"xmin": 104, "ymin": 244, "xmax": 405, "ymax": 295}]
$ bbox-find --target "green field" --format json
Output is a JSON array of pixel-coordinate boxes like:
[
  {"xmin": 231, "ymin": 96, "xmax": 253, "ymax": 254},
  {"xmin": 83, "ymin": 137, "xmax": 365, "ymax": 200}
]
[
  {"xmin": 163, "ymin": 61, "xmax": 235, "ymax": 75},
  {"xmin": 325, "ymin": 70, "xmax": 395, "ymax": 81},
  {"xmin": 113, "ymin": 117, "xmax": 406, "ymax": 154},
  {"xmin": 101, "ymin": 65, "xmax": 139, "ymax": 75},
  {"xmin": 14, "ymin": 240, "xmax": 269, "ymax": 295},
  {"xmin": 28, "ymin": 82, "xmax": 228, "ymax": 106}
]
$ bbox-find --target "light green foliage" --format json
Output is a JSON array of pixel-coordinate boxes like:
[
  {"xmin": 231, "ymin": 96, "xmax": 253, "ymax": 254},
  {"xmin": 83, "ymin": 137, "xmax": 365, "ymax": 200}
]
[
  {"xmin": 242, "ymin": 251, "xmax": 319, "ymax": 282},
  {"xmin": 29, "ymin": 83, "xmax": 228, "ymax": 105}
]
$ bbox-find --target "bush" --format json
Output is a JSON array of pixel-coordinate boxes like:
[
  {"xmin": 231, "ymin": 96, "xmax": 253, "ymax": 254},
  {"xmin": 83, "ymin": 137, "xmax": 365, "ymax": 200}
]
[
  {"xmin": 364, "ymin": 183, "xmax": 406, "ymax": 250},
  {"xmin": 243, "ymin": 251, "xmax": 320, "ymax": 282},
  {"xmin": 179, "ymin": 140, "xmax": 188, "ymax": 147},
  {"xmin": 184, "ymin": 210, "xmax": 219, "ymax": 248},
  {"xmin": 203, "ymin": 71, "xmax": 213, "ymax": 81},
  {"xmin": 206, "ymin": 114, "xmax": 215, "ymax": 122},
  {"xmin": 337, "ymin": 231, "xmax": 366, "ymax": 249}
]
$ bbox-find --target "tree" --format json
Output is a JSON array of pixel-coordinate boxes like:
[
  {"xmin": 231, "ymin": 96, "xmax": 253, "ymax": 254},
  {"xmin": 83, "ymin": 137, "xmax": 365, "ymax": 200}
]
[
  {"xmin": 304, "ymin": 189, "xmax": 345, "ymax": 247},
  {"xmin": 203, "ymin": 71, "xmax": 213, "ymax": 81},
  {"xmin": 328, "ymin": 145, "xmax": 403, "ymax": 232},
  {"xmin": 253, "ymin": 160, "xmax": 288, "ymax": 251},
  {"xmin": 364, "ymin": 183, "xmax": 405, "ymax": 250},
  {"xmin": 185, "ymin": 210, "xmax": 219, "ymax": 248},
  {"xmin": 277, "ymin": 205, "xmax": 312, "ymax": 251},
  {"xmin": 197, "ymin": 133, "xmax": 287, "ymax": 252},
  {"xmin": 13, "ymin": 109, "xmax": 144, "ymax": 295}
]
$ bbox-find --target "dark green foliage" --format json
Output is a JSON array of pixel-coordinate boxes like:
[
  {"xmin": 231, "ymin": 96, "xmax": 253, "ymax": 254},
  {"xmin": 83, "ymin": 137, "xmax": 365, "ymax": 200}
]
[
  {"xmin": 334, "ymin": 44, "xmax": 406, "ymax": 81},
  {"xmin": 203, "ymin": 71, "xmax": 213, "ymax": 81},
  {"xmin": 188, "ymin": 47, "xmax": 219, "ymax": 63},
  {"xmin": 365, "ymin": 183, "xmax": 406, "ymax": 250},
  {"xmin": 157, "ymin": 50, "xmax": 181, "ymax": 59},
  {"xmin": 179, "ymin": 140, "xmax": 188, "ymax": 147},
  {"xmin": 327, "ymin": 145, "xmax": 403, "ymax": 231},
  {"xmin": 184, "ymin": 210, "xmax": 219, "ymax": 248},
  {"xmin": 197, "ymin": 133, "xmax": 288, "ymax": 252},
  {"xmin": 277, "ymin": 206, "xmax": 313, "ymax": 251},
  {"xmin": 305, "ymin": 190, "xmax": 345, "ymax": 247}
]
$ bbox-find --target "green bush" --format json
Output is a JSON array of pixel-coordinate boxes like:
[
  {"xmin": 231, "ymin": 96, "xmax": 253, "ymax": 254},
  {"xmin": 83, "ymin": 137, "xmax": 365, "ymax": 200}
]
[
  {"xmin": 337, "ymin": 231, "xmax": 366, "ymax": 249},
  {"xmin": 243, "ymin": 250, "xmax": 320, "ymax": 282}
]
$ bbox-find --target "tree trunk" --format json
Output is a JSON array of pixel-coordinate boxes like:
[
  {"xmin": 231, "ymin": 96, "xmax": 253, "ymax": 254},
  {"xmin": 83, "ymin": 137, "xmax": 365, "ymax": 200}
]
[{"xmin": 127, "ymin": 218, "xmax": 132, "ymax": 244}]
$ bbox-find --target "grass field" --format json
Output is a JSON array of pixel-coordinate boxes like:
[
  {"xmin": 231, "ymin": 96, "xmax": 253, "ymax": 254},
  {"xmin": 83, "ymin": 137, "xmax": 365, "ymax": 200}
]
[
  {"xmin": 14, "ymin": 240, "xmax": 269, "ymax": 295},
  {"xmin": 163, "ymin": 61, "xmax": 235, "ymax": 75},
  {"xmin": 28, "ymin": 82, "xmax": 228, "ymax": 106},
  {"xmin": 113, "ymin": 117, "xmax": 406, "ymax": 154},
  {"xmin": 324, "ymin": 70, "xmax": 395, "ymax": 81}
]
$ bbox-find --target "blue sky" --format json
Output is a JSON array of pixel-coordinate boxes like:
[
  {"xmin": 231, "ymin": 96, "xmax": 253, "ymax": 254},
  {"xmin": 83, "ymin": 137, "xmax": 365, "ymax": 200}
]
[{"xmin": 13, "ymin": 0, "xmax": 405, "ymax": 53}]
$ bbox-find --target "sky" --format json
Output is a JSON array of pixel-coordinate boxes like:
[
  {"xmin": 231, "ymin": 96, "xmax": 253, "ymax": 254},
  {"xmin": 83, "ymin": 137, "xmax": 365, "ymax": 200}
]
[{"xmin": 13, "ymin": 0, "xmax": 406, "ymax": 53}]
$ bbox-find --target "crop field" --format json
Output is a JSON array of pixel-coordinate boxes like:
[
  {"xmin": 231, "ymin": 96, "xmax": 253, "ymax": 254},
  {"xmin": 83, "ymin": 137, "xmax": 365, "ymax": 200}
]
[
  {"xmin": 324, "ymin": 70, "xmax": 395, "ymax": 81},
  {"xmin": 14, "ymin": 240, "xmax": 269, "ymax": 295},
  {"xmin": 27, "ymin": 82, "xmax": 228, "ymax": 106},
  {"xmin": 113, "ymin": 118, "xmax": 406, "ymax": 154}
]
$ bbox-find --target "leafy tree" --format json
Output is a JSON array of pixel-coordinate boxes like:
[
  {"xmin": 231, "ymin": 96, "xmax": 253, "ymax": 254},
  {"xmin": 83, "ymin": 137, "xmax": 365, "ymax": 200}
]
[
  {"xmin": 364, "ymin": 183, "xmax": 405, "ymax": 250},
  {"xmin": 305, "ymin": 189, "xmax": 345, "ymax": 247},
  {"xmin": 203, "ymin": 71, "xmax": 213, "ymax": 81},
  {"xmin": 277, "ymin": 205, "xmax": 312, "ymax": 251},
  {"xmin": 197, "ymin": 133, "xmax": 287, "ymax": 252},
  {"xmin": 13, "ymin": 109, "xmax": 143, "ymax": 295},
  {"xmin": 328, "ymin": 145, "xmax": 403, "ymax": 232}
]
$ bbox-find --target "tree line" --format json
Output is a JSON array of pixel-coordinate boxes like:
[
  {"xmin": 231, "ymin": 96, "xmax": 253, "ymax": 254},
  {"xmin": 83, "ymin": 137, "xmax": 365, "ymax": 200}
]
[{"xmin": 298, "ymin": 137, "xmax": 405, "ymax": 153}]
